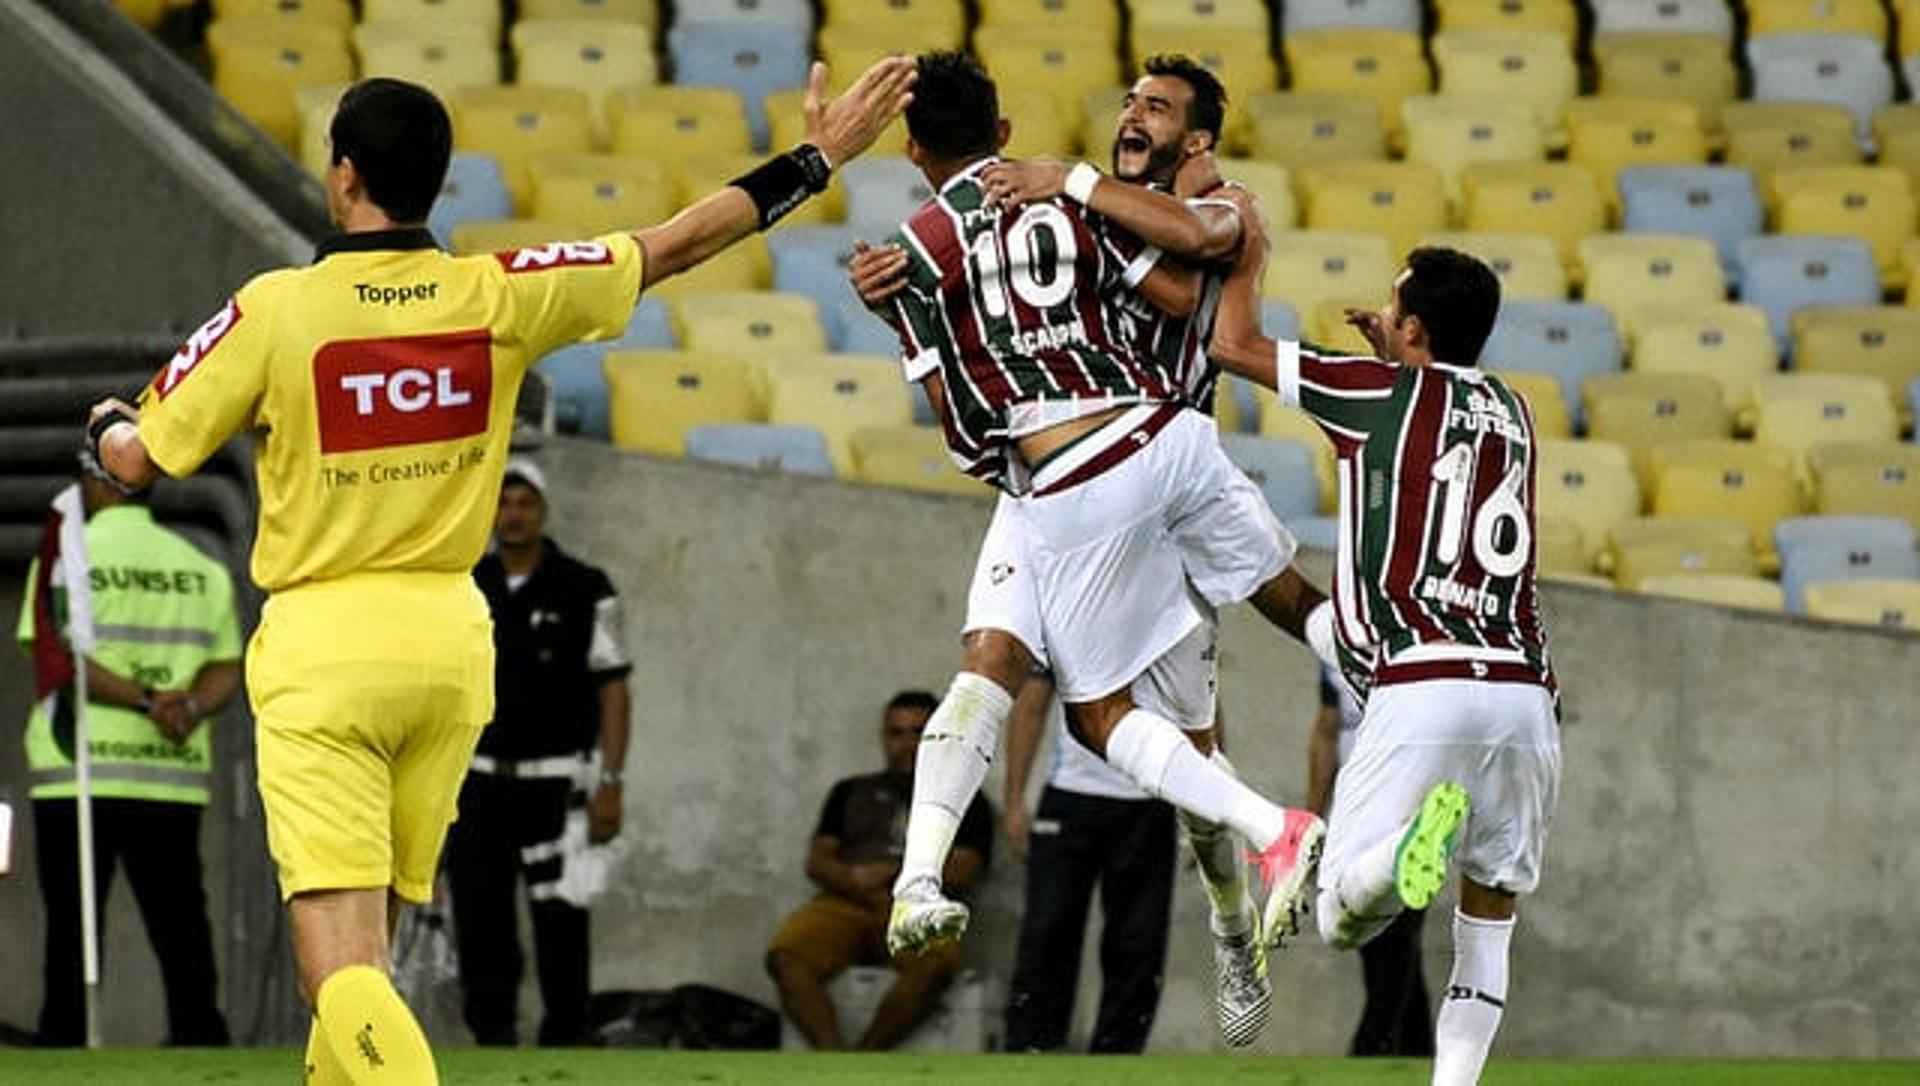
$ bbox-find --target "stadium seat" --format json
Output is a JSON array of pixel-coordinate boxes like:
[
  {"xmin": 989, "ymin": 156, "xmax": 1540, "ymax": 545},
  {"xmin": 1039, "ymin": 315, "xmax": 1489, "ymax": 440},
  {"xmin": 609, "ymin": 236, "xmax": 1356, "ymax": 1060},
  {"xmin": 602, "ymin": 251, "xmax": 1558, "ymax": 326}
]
[
  {"xmin": 1130, "ymin": 0, "xmax": 1266, "ymax": 33},
  {"xmin": 670, "ymin": 0, "xmax": 809, "ymax": 30},
  {"xmin": 1746, "ymin": 33, "xmax": 1893, "ymax": 148},
  {"xmin": 1651, "ymin": 441, "xmax": 1806, "ymax": 559},
  {"xmin": 1299, "ymin": 161, "xmax": 1449, "ymax": 259},
  {"xmin": 1630, "ymin": 304, "xmax": 1778, "ymax": 413},
  {"xmin": 1263, "ymin": 299, "xmax": 1304, "ymax": 341},
  {"xmin": 450, "ymin": 86, "xmax": 594, "ymax": 212},
  {"xmin": 1210, "ymin": 373, "xmax": 1260, "ymax": 435},
  {"xmin": 998, "ymin": 87, "xmax": 1075, "ymax": 160},
  {"xmin": 1283, "ymin": 29, "xmax": 1431, "ymax": 145},
  {"xmin": 1217, "ymin": 433, "xmax": 1322, "ymax": 522},
  {"xmin": 522, "ymin": 0, "xmax": 660, "ymax": 24},
  {"xmin": 213, "ymin": 0, "xmax": 353, "ymax": 24},
  {"xmin": 1437, "ymin": 0, "xmax": 1577, "ymax": 44},
  {"xmin": 769, "ymin": 226, "xmax": 862, "ymax": 343},
  {"xmin": 1750, "ymin": 374, "xmax": 1902, "ymax": 474},
  {"xmin": 644, "ymin": 241, "xmax": 766, "ymax": 301},
  {"xmin": 973, "ymin": 25, "xmax": 1125, "ymax": 128},
  {"xmin": 361, "ymin": 0, "xmax": 501, "ymax": 35},
  {"xmin": 1535, "ymin": 438, "xmax": 1641, "ymax": 569},
  {"xmin": 1722, "ymin": 101, "xmax": 1862, "ymax": 202},
  {"xmin": 1534, "ymin": 516, "xmax": 1590, "ymax": 576},
  {"xmin": 847, "ymin": 425, "xmax": 983, "ymax": 497},
  {"xmin": 1565, "ymin": 98, "xmax": 1710, "ymax": 217},
  {"xmin": 1591, "ymin": 0, "xmax": 1734, "ymax": 40},
  {"xmin": 1419, "ymin": 232, "xmax": 1567, "ymax": 301},
  {"xmin": 1584, "ymin": 373, "xmax": 1734, "ymax": 487},
  {"xmin": 667, "ymin": 21, "xmax": 810, "ymax": 148},
  {"xmin": 1579, "ymin": 234, "xmax": 1726, "ymax": 343},
  {"xmin": 1771, "ymin": 166, "xmax": 1918, "ymax": 289},
  {"xmin": 1735, "ymin": 235, "xmax": 1881, "ymax": 357},
  {"xmin": 823, "ymin": 0, "xmax": 967, "ymax": 46},
  {"xmin": 1617, "ymin": 166, "xmax": 1764, "ymax": 280},
  {"xmin": 1809, "ymin": 441, "xmax": 1920, "ymax": 530},
  {"xmin": 206, "ymin": 17, "xmax": 354, "ymax": 150},
  {"xmin": 1306, "ymin": 297, "xmax": 1379, "ymax": 357},
  {"xmin": 608, "ymin": 86, "xmax": 752, "ymax": 160},
  {"xmin": 1279, "ymin": 0, "xmax": 1420, "ymax": 33},
  {"xmin": 840, "ymin": 157, "xmax": 936, "ymax": 235},
  {"xmin": 295, "ymin": 81, "xmax": 350, "ymax": 179},
  {"xmin": 1874, "ymin": 127, "xmax": 1920, "ymax": 207},
  {"xmin": 1792, "ymin": 308, "xmax": 1920, "ymax": 420},
  {"xmin": 428, "ymin": 153, "xmax": 513, "ymax": 248},
  {"xmin": 510, "ymin": 20, "xmax": 658, "ymax": 147},
  {"xmin": 1400, "ymin": 96, "xmax": 1547, "ymax": 205},
  {"xmin": 1780, "ymin": 541, "xmax": 1920, "ymax": 613},
  {"xmin": 1493, "ymin": 371, "xmax": 1573, "ymax": 439},
  {"xmin": 1480, "ymin": 301, "xmax": 1623, "ymax": 426},
  {"xmin": 604, "ymin": 349, "xmax": 763, "ymax": 455},
  {"xmin": 977, "ymin": 0, "xmax": 1119, "ymax": 34},
  {"xmin": 1775, "ymin": 513, "xmax": 1915, "ymax": 565},
  {"xmin": 684, "ymin": 423, "xmax": 835, "ymax": 475},
  {"xmin": 768, "ymin": 355, "xmax": 915, "ymax": 476},
  {"xmin": 449, "ymin": 218, "xmax": 584, "ymax": 257},
  {"xmin": 1431, "ymin": 29, "xmax": 1577, "ymax": 149},
  {"xmin": 527, "ymin": 154, "xmax": 675, "ymax": 235},
  {"xmin": 542, "ymin": 304, "xmax": 690, "ymax": 438},
  {"xmin": 833, "ymin": 296, "xmax": 904, "ymax": 359},
  {"xmin": 1637, "ymin": 572, "xmax": 1786, "ymax": 611},
  {"xmin": 1262, "ymin": 231, "xmax": 1397, "ymax": 323},
  {"xmin": 1747, "ymin": 0, "xmax": 1888, "ymax": 41},
  {"xmin": 1247, "ymin": 94, "xmax": 1388, "ymax": 171},
  {"xmin": 352, "ymin": 21, "xmax": 498, "ymax": 100},
  {"xmin": 1251, "ymin": 400, "xmax": 1338, "ymax": 512},
  {"xmin": 1605, "ymin": 516, "xmax": 1761, "ymax": 588},
  {"xmin": 1592, "ymin": 33, "xmax": 1739, "ymax": 142},
  {"xmin": 1460, "ymin": 162, "xmax": 1608, "ymax": 278},
  {"xmin": 1219, "ymin": 159, "xmax": 1299, "ymax": 233},
  {"xmin": 1802, "ymin": 578, "xmax": 1920, "ymax": 627},
  {"xmin": 673, "ymin": 291, "xmax": 829, "ymax": 358}
]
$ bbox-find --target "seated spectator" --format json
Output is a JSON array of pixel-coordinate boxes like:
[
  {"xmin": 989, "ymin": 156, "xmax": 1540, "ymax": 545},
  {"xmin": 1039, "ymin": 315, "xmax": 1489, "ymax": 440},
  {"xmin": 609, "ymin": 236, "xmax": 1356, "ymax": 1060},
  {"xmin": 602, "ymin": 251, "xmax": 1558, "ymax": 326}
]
[{"xmin": 765, "ymin": 690, "xmax": 993, "ymax": 1050}]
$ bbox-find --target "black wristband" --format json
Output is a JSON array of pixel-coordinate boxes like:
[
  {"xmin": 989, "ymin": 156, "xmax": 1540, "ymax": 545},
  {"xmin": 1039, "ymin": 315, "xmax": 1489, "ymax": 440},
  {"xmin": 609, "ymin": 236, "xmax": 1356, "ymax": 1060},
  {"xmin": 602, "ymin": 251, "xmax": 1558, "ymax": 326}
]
[
  {"xmin": 88, "ymin": 408, "xmax": 135, "ymax": 464},
  {"xmin": 729, "ymin": 145, "xmax": 832, "ymax": 231}
]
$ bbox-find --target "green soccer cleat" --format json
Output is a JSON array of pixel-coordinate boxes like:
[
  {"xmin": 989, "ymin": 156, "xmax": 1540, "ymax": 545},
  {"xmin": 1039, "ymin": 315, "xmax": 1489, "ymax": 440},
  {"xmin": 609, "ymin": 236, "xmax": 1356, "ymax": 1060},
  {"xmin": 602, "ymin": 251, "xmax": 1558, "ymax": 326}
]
[{"xmin": 1395, "ymin": 782, "xmax": 1470, "ymax": 911}]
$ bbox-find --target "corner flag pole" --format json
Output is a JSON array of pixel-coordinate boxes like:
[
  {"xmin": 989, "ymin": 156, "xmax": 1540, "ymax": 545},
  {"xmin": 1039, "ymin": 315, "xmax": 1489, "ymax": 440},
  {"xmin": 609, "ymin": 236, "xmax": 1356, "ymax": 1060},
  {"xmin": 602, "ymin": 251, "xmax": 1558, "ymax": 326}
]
[{"xmin": 51, "ymin": 484, "xmax": 103, "ymax": 1049}]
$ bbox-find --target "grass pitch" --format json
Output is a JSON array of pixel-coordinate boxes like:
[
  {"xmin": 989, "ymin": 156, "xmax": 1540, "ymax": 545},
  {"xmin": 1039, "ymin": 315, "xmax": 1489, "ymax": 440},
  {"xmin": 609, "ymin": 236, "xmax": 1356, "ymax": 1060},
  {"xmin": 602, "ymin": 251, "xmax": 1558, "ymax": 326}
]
[{"xmin": 1, "ymin": 1050, "xmax": 1916, "ymax": 1084}]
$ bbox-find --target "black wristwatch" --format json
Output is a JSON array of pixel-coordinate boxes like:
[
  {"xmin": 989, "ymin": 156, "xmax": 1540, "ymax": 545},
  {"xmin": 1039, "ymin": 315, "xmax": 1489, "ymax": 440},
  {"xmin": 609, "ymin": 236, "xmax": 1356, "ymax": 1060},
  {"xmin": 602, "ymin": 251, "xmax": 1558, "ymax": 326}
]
[{"xmin": 791, "ymin": 143, "xmax": 832, "ymax": 194}]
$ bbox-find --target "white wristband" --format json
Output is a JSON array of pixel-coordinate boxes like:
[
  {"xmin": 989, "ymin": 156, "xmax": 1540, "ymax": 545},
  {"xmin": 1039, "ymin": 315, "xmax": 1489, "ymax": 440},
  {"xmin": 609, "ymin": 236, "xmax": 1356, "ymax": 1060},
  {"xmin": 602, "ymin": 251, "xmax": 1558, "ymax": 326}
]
[{"xmin": 1063, "ymin": 162, "xmax": 1102, "ymax": 205}]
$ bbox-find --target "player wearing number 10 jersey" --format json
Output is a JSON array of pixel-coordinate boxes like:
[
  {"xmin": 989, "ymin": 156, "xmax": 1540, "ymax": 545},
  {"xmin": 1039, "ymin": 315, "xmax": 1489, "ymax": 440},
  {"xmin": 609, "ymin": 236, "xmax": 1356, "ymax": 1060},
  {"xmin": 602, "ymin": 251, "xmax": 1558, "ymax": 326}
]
[{"xmin": 1210, "ymin": 235, "xmax": 1561, "ymax": 1086}]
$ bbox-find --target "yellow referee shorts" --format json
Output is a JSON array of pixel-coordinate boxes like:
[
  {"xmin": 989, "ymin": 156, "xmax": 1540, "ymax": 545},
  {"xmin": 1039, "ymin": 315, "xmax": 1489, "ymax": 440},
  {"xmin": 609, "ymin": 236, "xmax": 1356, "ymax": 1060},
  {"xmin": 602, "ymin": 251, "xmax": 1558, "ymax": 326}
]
[{"xmin": 249, "ymin": 571, "xmax": 494, "ymax": 904}]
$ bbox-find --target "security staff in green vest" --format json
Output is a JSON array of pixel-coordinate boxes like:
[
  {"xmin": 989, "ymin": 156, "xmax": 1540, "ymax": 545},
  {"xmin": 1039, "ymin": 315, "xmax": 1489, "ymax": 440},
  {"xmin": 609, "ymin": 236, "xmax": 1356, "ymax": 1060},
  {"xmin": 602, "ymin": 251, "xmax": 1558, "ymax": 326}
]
[{"xmin": 15, "ymin": 452, "xmax": 242, "ymax": 1047}]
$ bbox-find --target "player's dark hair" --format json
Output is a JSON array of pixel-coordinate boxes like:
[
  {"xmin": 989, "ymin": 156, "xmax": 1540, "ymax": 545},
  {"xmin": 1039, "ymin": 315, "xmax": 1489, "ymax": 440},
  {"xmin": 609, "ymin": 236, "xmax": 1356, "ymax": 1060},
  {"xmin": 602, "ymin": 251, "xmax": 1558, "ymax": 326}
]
[
  {"xmin": 1399, "ymin": 247, "xmax": 1502, "ymax": 365},
  {"xmin": 886, "ymin": 690, "xmax": 940, "ymax": 717},
  {"xmin": 1142, "ymin": 54, "xmax": 1227, "ymax": 149},
  {"xmin": 905, "ymin": 51, "xmax": 1000, "ymax": 162},
  {"xmin": 329, "ymin": 78, "xmax": 451, "ymax": 224}
]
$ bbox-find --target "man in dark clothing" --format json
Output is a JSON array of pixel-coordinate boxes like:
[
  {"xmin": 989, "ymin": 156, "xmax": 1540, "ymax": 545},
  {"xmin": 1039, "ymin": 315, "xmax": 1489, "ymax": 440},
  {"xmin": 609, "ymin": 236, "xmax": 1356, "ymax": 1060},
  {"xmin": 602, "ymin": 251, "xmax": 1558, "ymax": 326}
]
[{"xmin": 448, "ymin": 458, "xmax": 632, "ymax": 1046}]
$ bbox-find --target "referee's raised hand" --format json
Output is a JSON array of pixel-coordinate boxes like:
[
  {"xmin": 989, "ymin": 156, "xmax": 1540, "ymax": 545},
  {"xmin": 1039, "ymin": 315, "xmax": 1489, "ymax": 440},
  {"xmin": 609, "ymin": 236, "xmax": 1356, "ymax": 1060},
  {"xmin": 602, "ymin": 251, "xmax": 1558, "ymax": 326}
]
[{"xmin": 805, "ymin": 56, "xmax": 917, "ymax": 169}]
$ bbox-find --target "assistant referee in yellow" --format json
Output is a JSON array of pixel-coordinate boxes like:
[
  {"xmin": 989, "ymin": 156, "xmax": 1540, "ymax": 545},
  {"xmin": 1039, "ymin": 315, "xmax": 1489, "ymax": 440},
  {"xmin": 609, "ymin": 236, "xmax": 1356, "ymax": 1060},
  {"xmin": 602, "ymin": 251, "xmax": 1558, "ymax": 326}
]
[{"xmin": 86, "ymin": 59, "xmax": 914, "ymax": 1083}]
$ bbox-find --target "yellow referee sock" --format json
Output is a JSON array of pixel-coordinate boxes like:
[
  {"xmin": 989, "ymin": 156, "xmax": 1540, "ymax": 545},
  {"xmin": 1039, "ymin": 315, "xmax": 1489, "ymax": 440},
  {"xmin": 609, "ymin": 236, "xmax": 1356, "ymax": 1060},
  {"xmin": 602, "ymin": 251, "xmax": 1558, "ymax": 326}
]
[
  {"xmin": 304, "ymin": 1017, "xmax": 350, "ymax": 1086},
  {"xmin": 316, "ymin": 964, "xmax": 438, "ymax": 1085}
]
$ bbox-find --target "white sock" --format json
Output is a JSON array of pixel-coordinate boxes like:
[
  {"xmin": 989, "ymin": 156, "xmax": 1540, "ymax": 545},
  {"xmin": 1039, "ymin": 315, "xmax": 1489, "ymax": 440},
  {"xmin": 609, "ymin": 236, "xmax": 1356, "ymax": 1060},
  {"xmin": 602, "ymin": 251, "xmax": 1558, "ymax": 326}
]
[
  {"xmin": 895, "ymin": 672, "xmax": 1013, "ymax": 893},
  {"xmin": 1316, "ymin": 829, "xmax": 1402, "ymax": 949},
  {"xmin": 1105, "ymin": 709, "xmax": 1287, "ymax": 849},
  {"xmin": 1432, "ymin": 910, "xmax": 1514, "ymax": 1086},
  {"xmin": 1179, "ymin": 750, "xmax": 1251, "ymax": 933}
]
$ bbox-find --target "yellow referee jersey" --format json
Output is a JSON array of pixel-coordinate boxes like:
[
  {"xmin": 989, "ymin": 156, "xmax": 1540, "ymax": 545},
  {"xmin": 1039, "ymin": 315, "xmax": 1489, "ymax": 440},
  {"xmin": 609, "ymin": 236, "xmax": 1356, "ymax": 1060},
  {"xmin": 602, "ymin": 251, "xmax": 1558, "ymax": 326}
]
[{"xmin": 136, "ymin": 229, "xmax": 642, "ymax": 592}]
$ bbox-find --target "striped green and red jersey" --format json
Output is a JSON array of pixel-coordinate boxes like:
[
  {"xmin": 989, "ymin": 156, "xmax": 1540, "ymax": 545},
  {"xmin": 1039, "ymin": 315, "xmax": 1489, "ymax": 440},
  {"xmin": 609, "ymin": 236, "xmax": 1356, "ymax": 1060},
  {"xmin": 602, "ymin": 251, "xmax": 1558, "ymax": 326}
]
[
  {"xmin": 885, "ymin": 158, "xmax": 1177, "ymax": 490},
  {"xmin": 1276, "ymin": 341, "xmax": 1555, "ymax": 694}
]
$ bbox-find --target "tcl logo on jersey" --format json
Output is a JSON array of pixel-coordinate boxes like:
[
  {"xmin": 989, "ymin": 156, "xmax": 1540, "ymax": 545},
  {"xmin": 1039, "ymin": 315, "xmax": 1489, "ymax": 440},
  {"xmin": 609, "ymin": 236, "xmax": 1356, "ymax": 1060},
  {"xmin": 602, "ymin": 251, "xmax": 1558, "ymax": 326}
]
[
  {"xmin": 496, "ymin": 241, "xmax": 612, "ymax": 273},
  {"xmin": 153, "ymin": 298, "xmax": 241, "ymax": 400},
  {"xmin": 313, "ymin": 330, "xmax": 492, "ymax": 454}
]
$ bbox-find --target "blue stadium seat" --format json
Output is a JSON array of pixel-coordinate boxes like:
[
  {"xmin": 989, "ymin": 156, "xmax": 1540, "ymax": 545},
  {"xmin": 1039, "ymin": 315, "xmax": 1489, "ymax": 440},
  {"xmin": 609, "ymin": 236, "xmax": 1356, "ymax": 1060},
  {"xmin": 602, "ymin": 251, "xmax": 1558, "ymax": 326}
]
[
  {"xmin": 1479, "ymin": 301, "xmax": 1623, "ymax": 431},
  {"xmin": 428, "ymin": 153, "xmax": 511, "ymax": 248},
  {"xmin": 684, "ymin": 422, "xmax": 836, "ymax": 475},
  {"xmin": 841, "ymin": 156, "xmax": 937, "ymax": 235},
  {"xmin": 1774, "ymin": 514, "xmax": 1916, "ymax": 562},
  {"xmin": 671, "ymin": 0, "xmax": 812, "ymax": 32},
  {"xmin": 535, "ymin": 298, "xmax": 676, "ymax": 438},
  {"xmin": 1593, "ymin": 0, "xmax": 1734, "ymax": 40},
  {"xmin": 1735, "ymin": 235, "xmax": 1880, "ymax": 358},
  {"xmin": 619, "ymin": 296, "xmax": 679, "ymax": 350},
  {"xmin": 1280, "ymin": 0, "xmax": 1420, "ymax": 34},
  {"xmin": 1747, "ymin": 33, "xmax": 1893, "ymax": 148},
  {"xmin": 1293, "ymin": 516, "xmax": 1340, "ymax": 550},
  {"xmin": 1218, "ymin": 432, "xmax": 1322, "ymax": 522},
  {"xmin": 667, "ymin": 22, "xmax": 810, "ymax": 149},
  {"xmin": 1618, "ymin": 166, "xmax": 1764, "ymax": 283},
  {"xmin": 834, "ymin": 295, "xmax": 902, "ymax": 357},
  {"xmin": 1779, "ymin": 539, "xmax": 1920, "ymax": 613},
  {"xmin": 1263, "ymin": 298, "xmax": 1302, "ymax": 341},
  {"xmin": 769, "ymin": 225, "xmax": 861, "ymax": 341}
]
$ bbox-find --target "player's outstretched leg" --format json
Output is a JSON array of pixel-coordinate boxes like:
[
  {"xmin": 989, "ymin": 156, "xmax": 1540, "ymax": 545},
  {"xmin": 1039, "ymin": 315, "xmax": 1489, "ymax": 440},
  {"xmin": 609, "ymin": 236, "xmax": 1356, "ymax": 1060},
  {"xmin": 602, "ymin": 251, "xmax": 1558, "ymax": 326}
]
[
  {"xmin": 1182, "ymin": 807, "xmax": 1269, "ymax": 1048},
  {"xmin": 1317, "ymin": 780, "xmax": 1470, "ymax": 951},
  {"xmin": 1248, "ymin": 807, "xmax": 1326, "ymax": 950},
  {"xmin": 1396, "ymin": 782, "xmax": 1470, "ymax": 911}
]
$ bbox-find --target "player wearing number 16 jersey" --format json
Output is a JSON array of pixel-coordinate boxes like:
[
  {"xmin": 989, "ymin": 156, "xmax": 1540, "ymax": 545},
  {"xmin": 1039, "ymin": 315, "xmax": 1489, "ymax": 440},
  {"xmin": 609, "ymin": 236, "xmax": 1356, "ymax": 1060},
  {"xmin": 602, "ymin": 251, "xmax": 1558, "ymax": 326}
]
[{"xmin": 1209, "ymin": 238, "xmax": 1561, "ymax": 1086}]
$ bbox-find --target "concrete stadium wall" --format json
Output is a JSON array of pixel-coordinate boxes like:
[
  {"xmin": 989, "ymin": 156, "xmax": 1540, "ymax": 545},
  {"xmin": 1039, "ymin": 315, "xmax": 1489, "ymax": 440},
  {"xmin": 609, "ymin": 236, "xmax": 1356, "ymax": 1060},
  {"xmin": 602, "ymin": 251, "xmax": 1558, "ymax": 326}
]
[{"xmin": 1, "ymin": 438, "xmax": 1914, "ymax": 1057}]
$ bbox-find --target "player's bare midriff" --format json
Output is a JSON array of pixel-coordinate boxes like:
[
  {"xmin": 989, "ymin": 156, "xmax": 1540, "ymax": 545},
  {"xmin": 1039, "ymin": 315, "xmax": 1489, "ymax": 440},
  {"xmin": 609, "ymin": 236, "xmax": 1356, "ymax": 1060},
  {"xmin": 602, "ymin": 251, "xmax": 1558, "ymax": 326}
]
[{"xmin": 1014, "ymin": 405, "xmax": 1132, "ymax": 469}]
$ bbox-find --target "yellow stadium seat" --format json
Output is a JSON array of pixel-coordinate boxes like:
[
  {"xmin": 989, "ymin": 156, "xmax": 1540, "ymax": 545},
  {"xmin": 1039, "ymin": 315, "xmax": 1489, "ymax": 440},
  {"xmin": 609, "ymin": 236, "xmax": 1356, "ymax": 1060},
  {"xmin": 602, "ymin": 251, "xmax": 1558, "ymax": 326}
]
[
  {"xmin": 767, "ymin": 354, "xmax": 916, "ymax": 476},
  {"xmin": 608, "ymin": 86, "xmax": 751, "ymax": 160},
  {"xmin": 823, "ymin": 0, "xmax": 967, "ymax": 46},
  {"xmin": 213, "ymin": 0, "xmax": 352, "ymax": 24},
  {"xmin": 1639, "ymin": 572, "xmax": 1787, "ymax": 611},
  {"xmin": 673, "ymin": 291, "xmax": 829, "ymax": 357},
  {"xmin": 978, "ymin": 0, "xmax": 1120, "ymax": 33},
  {"xmin": 1210, "ymin": 377, "xmax": 1247, "ymax": 435},
  {"xmin": 526, "ymin": 153, "xmax": 675, "ymax": 235},
  {"xmin": 1747, "ymin": 0, "xmax": 1888, "ymax": 40},
  {"xmin": 1400, "ymin": 96, "xmax": 1547, "ymax": 205},
  {"xmin": 1431, "ymin": 29, "xmax": 1577, "ymax": 149},
  {"xmin": 362, "ymin": 0, "xmax": 501, "ymax": 38},
  {"xmin": 1606, "ymin": 516, "xmax": 1761, "ymax": 588},
  {"xmin": 1247, "ymin": 93, "xmax": 1388, "ymax": 171},
  {"xmin": 206, "ymin": 18, "xmax": 354, "ymax": 150},
  {"xmin": 1460, "ymin": 161, "xmax": 1608, "ymax": 278},
  {"xmin": 1536, "ymin": 438, "xmax": 1641, "ymax": 569},
  {"xmin": 1565, "ymin": 97, "xmax": 1709, "ymax": 215},
  {"xmin": 1722, "ymin": 102, "xmax": 1861, "ymax": 203},
  {"xmin": 452, "ymin": 86, "xmax": 594, "ymax": 213},
  {"xmin": 448, "ymin": 218, "xmax": 585, "ymax": 257},
  {"xmin": 1650, "ymin": 443, "xmax": 1806, "ymax": 559},
  {"xmin": 1871, "ymin": 102, "xmax": 1920, "ymax": 150},
  {"xmin": 1535, "ymin": 516, "xmax": 1590, "ymax": 576},
  {"xmin": 1750, "ymin": 374, "xmax": 1902, "ymax": 475},
  {"xmin": 1643, "ymin": 437, "xmax": 1797, "ymax": 493},
  {"xmin": 1436, "ymin": 0, "xmax": 1578, "ymax": 45},
  {"xmin": 1495, "ymin": 371, "xmax": 1574, "ymax": 439},
  {"xmin": 1252, "ymin": 399, "xmax": 1338, "ymax": 511},
  {"xmin": 1802, "ymin": 578, "xmax": 1920, "ymax": 628},
  {"xmin": 1128, "ymin": 28, "xmax": 1278, "ymax": 153},
  {"xmin": 1218, "ymin": 159, "xmax": 1299, "ymax": 232},
  {"xmin": 643, "ymin": 241, "xmax": 766, "ymax": 301},
  {"xmin": 1299, "ymin": 161, "xmax": 1448, "ymax": 260},
  {"xmin": 1306, "ymin": 297, "xmax": 1378, "ymax": 357},
  {"xmin": 818, "ymin": 27, "xmax": 959, "ymax": 108},
  {"xmin": 849, "ymin": 424, "xmax": 987, "ymax": 498},
  {"xmin": 1904, "ymin": 0, "xmax": 1920, "ymax": 59},
  {"xmin": 999, "ymin": 86, "xmax": 1075, "ymax": 159},
  {"xmin": 510, "ymin": 20, "xmax": 658, "ymax": 146},
  {"xmin": 1809, "ymin": 441, "xmax": 1920, "ymax": 531},
  {"xmin": 1419, "ymin": 231, "xmax": 1568, "ymax": 301},
  {"xmin": 521, "ymin": 0, "xmax": 657, "ymax": 24},
  {"xmin": 1283, "ymin": 29, "xmax": 1431, "ymax": 146},
  {"xmin": 1771, "ymin": 166, "xmax": 1918, "ymax": 289},
  {"xmin": 974, "ymin": 25, "xmax": 1125, "ymax": 126},
  {"xmin": 1592, "ymin": 34, "xmax": 1738, "ymax": 143},
  {"xmin": 1579, "ymin": 234, "xmax": 1725, "ymax": 342},
  {"xmin": 1631, "ymin": 304, "xmax": 1778, "ymax": 413},
  {"xmin": 295, "ymin": 81, "xmax": 350, "ymax": 179},
  {"xmin": 1262, "ymin": 230, "xmax": 1397, "ymax": 323},
  {"xmin": 604, "ymin": 349, "xmax": 763, "ymax": 456},
  {"xmin": 1130, "ymin": 0, "xmax": 1267, "ymax": 33},
  {"xmin": 1875, "ymin": 128, "xmax": 1920, "ymax": 202},
  {"xmin": 115, "ymin": 0, "xmax": 169, "ymax": 29},
  {"xmin": 1076, "ymin": 87, "xmax": 1129, "ymax": 161},
  {"xmin": 353, "ymin": 22, "xmax": 499, "ymax": 100},
  {"xmin": 1583, "ymin": 372, "xmax": 1734, "ymax": 488},
  {"xmin": 1792, "ymin": 307, "xmax": 1920, "ymax": 421}
]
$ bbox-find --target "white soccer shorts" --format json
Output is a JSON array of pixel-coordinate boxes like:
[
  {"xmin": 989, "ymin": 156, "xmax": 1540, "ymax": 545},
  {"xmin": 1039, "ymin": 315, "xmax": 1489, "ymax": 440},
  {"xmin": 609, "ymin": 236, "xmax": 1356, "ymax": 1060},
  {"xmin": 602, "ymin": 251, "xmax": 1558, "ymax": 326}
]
[{"xmin": 961, "ymin": 492, "xmax": 1049, "ymax": 669}]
